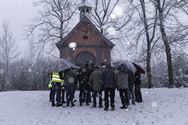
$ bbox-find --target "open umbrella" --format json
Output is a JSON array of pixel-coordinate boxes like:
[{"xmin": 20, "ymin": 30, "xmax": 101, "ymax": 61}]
[
  {"xmin": 48, "ymin": 58, "xmax": 79, "ymax": 73},
  {"xmin": 113, "ymin": 60, "xmax": 137, "ymax": 73},
  {"xmin": 57, "ymin": 58, "xmax": 79, "ymax": 72},
  {"xmin": 132, "ymin": 62, "xmax": 145, "ymax": 74}
]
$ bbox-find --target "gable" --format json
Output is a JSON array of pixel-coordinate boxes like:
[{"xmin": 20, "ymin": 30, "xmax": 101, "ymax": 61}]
[{"xmin": 56, "ymin": 16, "xmax": 114, "ymax": 49}]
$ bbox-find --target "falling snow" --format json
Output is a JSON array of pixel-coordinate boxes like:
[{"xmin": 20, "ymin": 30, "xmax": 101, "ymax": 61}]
[
  {"xmin": 6, "ymin": 80, "xmax": 10, "ymax": 84},
  {"xmin": 28, "ymin": 68, "xmax": 32, "ymax": 73},
  {"xmin": 110, "ymin": 6, "xmax": 124, "ymax": 19},
  {"xmin": 151, "ymin": 101, "xmax": 158, "ymax": 108},
  {"xmin": 0, "ymin": 68, "xmax": 4, "ymax": 74},
  {"xmin": 127, "ymin": 41, "xmax": 130, "ymax": 45},
  {"xmin": 110, "ymin": 13, "xmax": 116, "ymax": 19},
  {"xmin": 145, "ymin": 90, "xmax": 149, "ymax": 95},
  {"xmin": 106, "ymin": 27, "xmax": 117, "ymax": 36}
]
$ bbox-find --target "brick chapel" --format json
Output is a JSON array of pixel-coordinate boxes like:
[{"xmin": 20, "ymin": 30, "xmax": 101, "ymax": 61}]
[{"xmin": 56, "ymin": 2, "xmax": 114, "ymax": 66}]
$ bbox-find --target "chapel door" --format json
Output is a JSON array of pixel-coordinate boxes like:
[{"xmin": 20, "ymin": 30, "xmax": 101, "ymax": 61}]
[{"xmin": 75, "ymin": 51, "xmax": 95, "ymax": 66}]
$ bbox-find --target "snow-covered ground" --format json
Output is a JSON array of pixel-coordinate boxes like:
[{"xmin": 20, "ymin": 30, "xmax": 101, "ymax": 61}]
[{"xmin": 0, "ymin": 88, "xmax": 188, "ymax": 125}]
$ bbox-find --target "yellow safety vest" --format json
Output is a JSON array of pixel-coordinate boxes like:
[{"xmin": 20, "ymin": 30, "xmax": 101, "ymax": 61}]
[
  {"xmin": 51, "ymin": 72, "xmax": 62, "ymax": 83},
  {"xmin": 48, "ymin": 72, "xmax": 65, "ymax": 89}
]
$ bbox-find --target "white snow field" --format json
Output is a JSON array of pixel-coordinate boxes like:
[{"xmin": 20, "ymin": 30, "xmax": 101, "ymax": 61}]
[{"xmin": 0, "ymin": 88, "xmax": 188, "ymax": 125}]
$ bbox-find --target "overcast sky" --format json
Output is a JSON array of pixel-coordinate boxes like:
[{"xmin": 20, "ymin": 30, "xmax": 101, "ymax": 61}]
[
  {"xmin": 1, "ymin": 0, "xmax": 188, "ymax": 58},
  {"xmin": 0, "ymin": 0, "xmax": 39, "ymax": 54}
]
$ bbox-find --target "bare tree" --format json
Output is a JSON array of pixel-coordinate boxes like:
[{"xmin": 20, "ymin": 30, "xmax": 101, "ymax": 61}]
[
  {"xmin": 152, "ymin": 0, "xmax": 174, "ymax": 87},
  {"xmin": 124, "ymin": 0, "xmax": 159, "ymax": 88},
  {"xmin": 27, "ymin": 0, "xmax": 77, "ymax": 56},
  {"xmin": 0, "ymin": 22, "xmax": 19, "ymax": 90},
  {"xmin": 176, "ymin": 0, "xmax": 188, "ymax": 15},
  {"xmin": 91, "ymin": 0, "xmax": 134, "ymax": 37},
  {"xmin": 138, "ymin": 0, "xmax": 159, "ymax": 88}
]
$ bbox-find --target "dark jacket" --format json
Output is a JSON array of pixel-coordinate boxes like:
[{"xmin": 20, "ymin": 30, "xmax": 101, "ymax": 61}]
[
  {"xmin": 78, "ymin": 66, "xmax": 91, "ymax": 84},
  {"xmin": 128, "ymin": 72, "xmax": 136, "ymax": 86},
  {"xmin": 103, "ymin": 65, "xmax": 116, "ymax": 89},
  {"xmin": 115, "ymin": 70, "xmax": 128, "ymax": 89},
  {"xmin": 135, "ymin": 73, "xmax": 141, "ymax": 85},
  {"xmin": 89, "ymin": 69, "xmax": 103, "ymax": 91},
  {"xmin": 64, "ymin": 69, "xmax": 77, "ymax": 87}
]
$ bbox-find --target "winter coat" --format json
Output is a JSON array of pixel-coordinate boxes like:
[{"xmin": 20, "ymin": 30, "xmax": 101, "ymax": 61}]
[
  {"xmin": 128, "ymin": 72, "xmax": 136, "ymax": 86},
  {"xmin": 89, "ymin": 69, "xmax": 103, "ymax": 91},
  {"xmin": 78, "ymin": 66, "xmax": 91, "ymax": 84},
  {"xmin": 103, "ymin": 65, "xmax": 116, "ymax": 89},
  {"xmin": 135, "ymin": 74, "xmax": 141, "ymax": 85},
  {"xmin": 64, "ymin": 69, "xmax": 77, "ymax": 87},
  {"xmin": 115, "ymin": 71, "xmax": 128, "ymax": 89}
]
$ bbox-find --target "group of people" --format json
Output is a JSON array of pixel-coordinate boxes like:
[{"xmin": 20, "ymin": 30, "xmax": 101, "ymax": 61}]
[{"xmin": 48, "ymin": 62, "xmax": 143, "ymax": 111}]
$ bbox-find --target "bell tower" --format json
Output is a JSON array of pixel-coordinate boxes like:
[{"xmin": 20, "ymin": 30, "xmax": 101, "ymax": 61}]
[{"xmin": 78, "ymin": 0, "xmax": 92, "ymax": 20}]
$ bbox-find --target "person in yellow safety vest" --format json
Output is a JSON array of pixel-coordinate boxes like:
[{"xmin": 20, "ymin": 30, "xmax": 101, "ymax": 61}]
[{"xmin": 48, "ymin": 72, "xmax": 63, "ymax": 107}]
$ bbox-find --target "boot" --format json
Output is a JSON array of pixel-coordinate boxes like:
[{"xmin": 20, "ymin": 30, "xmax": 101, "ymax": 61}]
[
  {"xmin": 71, "ymin": 102, "xmax": 75, "ymax": 107},
  {"xmin": 67, "ymin": 102, "xmax": 70, "ymax": 107},
  {"xmin": 92, "ymin": 105, "xmax": 96, "ymax": 108},
  {"xmin": 98, "ymin": 105, "xmax": 103, "ymax": 108},
  {"xmin": 125, "ymin": 105, "xmax": 128, "ymax": 109},
  {"xmin": 62, "ymin": 101, "xmax": 66, "ymax": 104},
  {"xmin": 132, "ymin": 100, "xmax": 136, "ymax": 105},
  {"xmin": 104, "ymin": 107, "xmax": 108, "ymax": 111},
  {"xmin": 56, "ymin": 103, "xmax": 63, "ymax": 107},
  {"xmin": 52, "ymin": 101, "xmax": 55, "ymax": 107},
  {"xmin": 111, "ymin": 107, "xmax": 115, "ymax": 111},
  {"xmin": 120, "ymin": 106, "xmax": 126, "ymax": 109}
]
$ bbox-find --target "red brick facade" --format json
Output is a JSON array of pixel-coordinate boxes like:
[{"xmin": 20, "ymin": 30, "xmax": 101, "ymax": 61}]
[{"xmin": 56, "ymin": 14, "xmax": 114, "ymax": 66}]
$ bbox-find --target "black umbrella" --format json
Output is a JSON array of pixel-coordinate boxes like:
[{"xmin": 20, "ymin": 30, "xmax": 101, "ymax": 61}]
[
  {"xmin": 113, "ymin": 60, "xmax": 137, "ymax": 73},
  {"xmin": 132, "ymin": 62, "xmax": 145, "ymax": 74}
]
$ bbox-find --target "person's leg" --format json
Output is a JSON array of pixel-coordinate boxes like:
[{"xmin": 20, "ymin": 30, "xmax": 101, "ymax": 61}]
[
  {"xmin": 49, "ymin": 88, "xmax": 53, "ymax": 102},
  {"xmin": 56, "ymin": 84, "xmax": 62, "ymax": 106},
  {"xmin": 85, "ymin": 86, "xmax": 91, "ymax": 105},
  {"xmin": 79, "ymin": 83, "xmax": 86, "ymax": 106},
  {"xmin": 104, "ymin": 89, "xmax": 109, "ymax": 110},
  {"xmin": 61, "ymin": 89, "xmax": 65, "ymax": 103},
  {"xmin": 92, "ymin": 90, "xmax": 97, "ymax": 107},
  {"xmin": 79, "ymin": 85, "xmax": 83, "ymax": 106},
  {"xmin": 130, "ymin": 85, "xmax": 136, "ymax": 105},
  {"xmin": 135, "ymin": 84, "xmax": 139, "ymax": 102},
  {"xmin": 86, "ymin": 84, "xmax": 91, "ymax": 105},
  {"xmin": 88, "ymin": 92, "xmax": 92, "ymax": 103},
  {"xmin": 51, "ymin": 87, "xmax": 55, "ymax": 106},
  {"xmin": 119, "ymin": 89, "xmax": 125, "ymax": 108},
  {"xmin": 66, "ymin": 87, "xmax": 70, "ymax": 106},
  {"xmin": 125, "ymin": 89, "xmax": 129, "ymax": 108},
  {"xmin": 98, "ymin": 90, "xmax": 103, "ymax": 107},
  {"xmin": 70, "ymin": 87, "xmax": 75, "ymax": 107},
  {"xmin": 139, "ymin": 86, "xmax": 143, "ymax": 102},
  {"xmin": 136, "ymin": 84, "xmax": 143, "ymax": 102},
  {"xmin": 110, "ymin": 88, "xmax": 115, "ymax": 110}
]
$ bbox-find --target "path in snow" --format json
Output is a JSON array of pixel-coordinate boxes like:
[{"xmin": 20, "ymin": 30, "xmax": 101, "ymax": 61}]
[{"xmin": 0, "ymin": 88, "xmax": 188, "ymax": 125}]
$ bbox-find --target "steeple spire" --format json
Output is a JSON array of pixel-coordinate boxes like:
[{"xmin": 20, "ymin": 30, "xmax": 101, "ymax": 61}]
[
  {"xmin": 79, "ymin": 0, "xmax": 92, "ymax": 20},
  {"xmin": 82, "ymin": 0, "xmax": 86, "ymax": 5}
]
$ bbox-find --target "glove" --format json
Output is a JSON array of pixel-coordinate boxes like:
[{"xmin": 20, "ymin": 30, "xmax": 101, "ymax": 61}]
[{"xmin": 48, "ymin": 83, "xmax": 52, "ymax": 89}]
